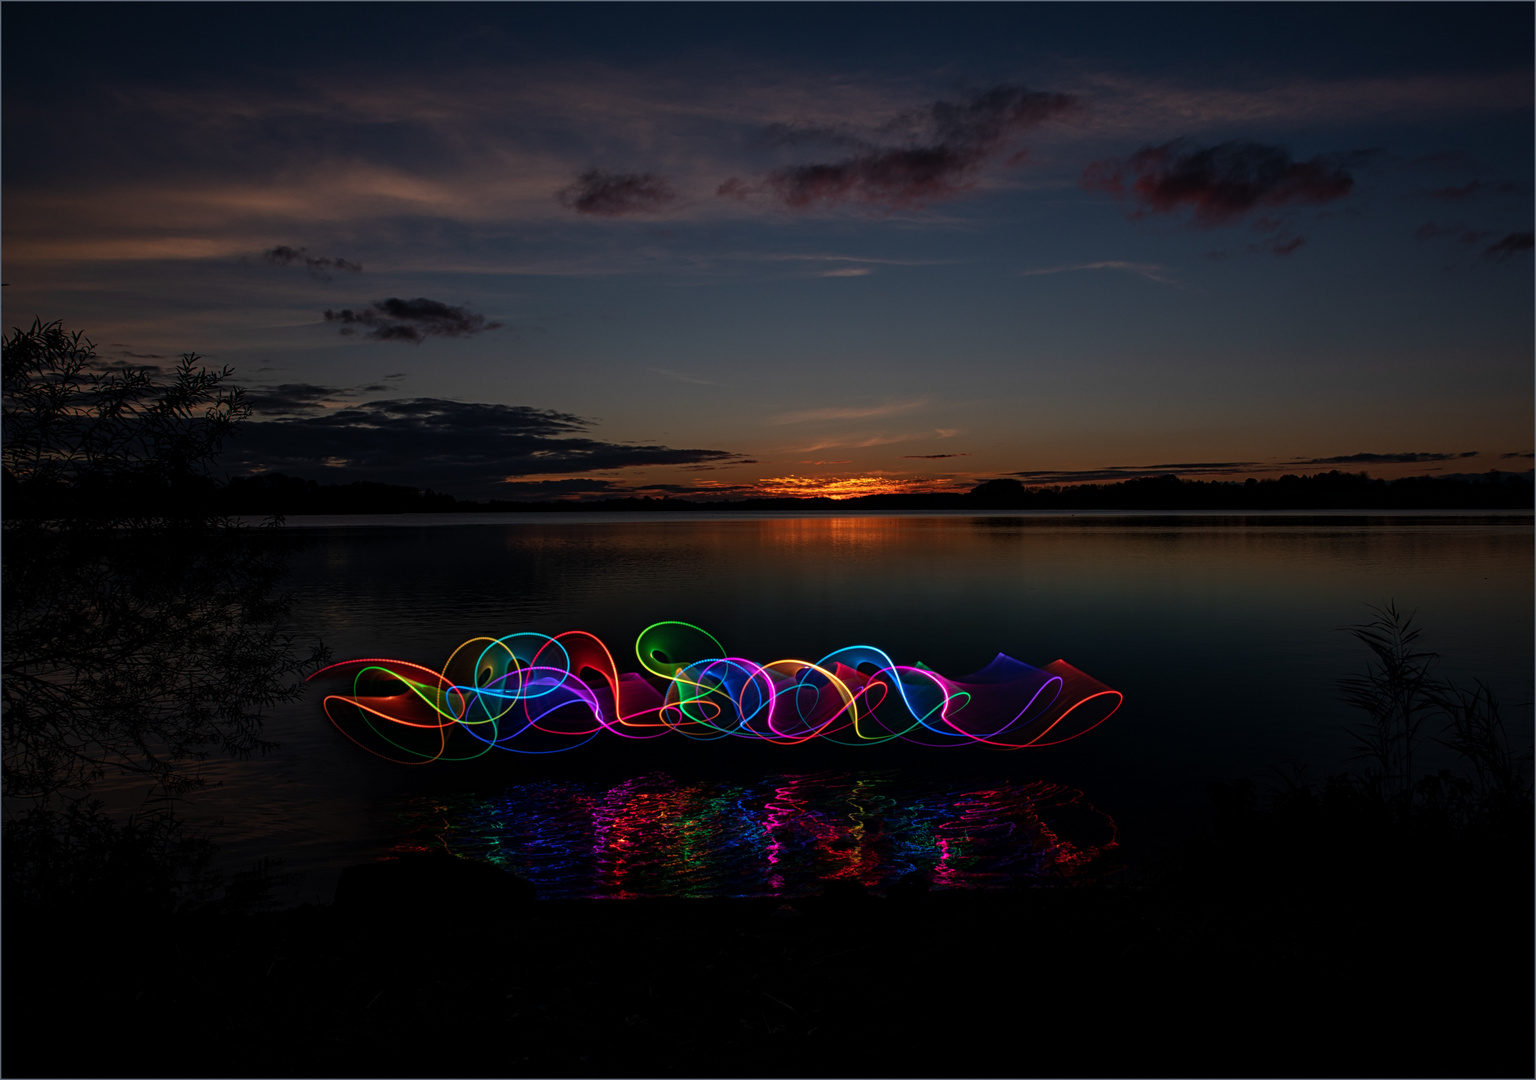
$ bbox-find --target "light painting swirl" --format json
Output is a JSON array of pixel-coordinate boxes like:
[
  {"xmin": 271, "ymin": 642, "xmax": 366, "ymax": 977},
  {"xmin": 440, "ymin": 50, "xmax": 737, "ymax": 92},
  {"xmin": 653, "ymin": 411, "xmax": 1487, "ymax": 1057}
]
[{"xmin": 310, "ymin": 622, "xmax": 1122, "ymax": 762}]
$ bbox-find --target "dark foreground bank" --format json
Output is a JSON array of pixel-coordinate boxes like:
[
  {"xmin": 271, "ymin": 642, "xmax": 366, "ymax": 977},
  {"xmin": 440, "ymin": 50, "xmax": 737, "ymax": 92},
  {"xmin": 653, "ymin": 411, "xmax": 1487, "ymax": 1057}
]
[{"xmin": 5, "ymin": 835, "xmax": 1531, "ymax": 1080}]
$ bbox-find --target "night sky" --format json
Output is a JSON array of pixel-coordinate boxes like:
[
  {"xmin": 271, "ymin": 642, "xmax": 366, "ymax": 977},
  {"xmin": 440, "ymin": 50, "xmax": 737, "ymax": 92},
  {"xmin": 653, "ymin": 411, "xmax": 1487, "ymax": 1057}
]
[{"xmin": 4, "ymin": 3, "xmax": 1532, "ymax": 500}]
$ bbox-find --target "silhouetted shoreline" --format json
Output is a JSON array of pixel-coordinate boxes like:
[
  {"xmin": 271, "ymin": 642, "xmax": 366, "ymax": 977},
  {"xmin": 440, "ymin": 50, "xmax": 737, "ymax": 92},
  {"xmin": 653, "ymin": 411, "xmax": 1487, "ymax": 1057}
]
[
  {"xmin": 7, "ymin": 464, "xmax": 1531, "ymax": 521},
  {"xmin": 17, "ymin": 467, "xmax": 1526, "ymax": 519},
  {"xmin": 6, "ymin": 829, "xmax": 1530, "ymax": 1079}
]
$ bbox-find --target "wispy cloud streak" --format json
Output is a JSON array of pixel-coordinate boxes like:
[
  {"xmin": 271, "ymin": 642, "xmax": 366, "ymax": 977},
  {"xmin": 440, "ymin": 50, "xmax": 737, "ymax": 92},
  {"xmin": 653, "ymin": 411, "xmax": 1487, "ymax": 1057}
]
[
  {"xmin": 769, "ymin": 400, "xmax": 926, "ymax": 424},
  {"xmin": 1021, "ymin": 260, "xmax": 1174, "ymax": 284}
]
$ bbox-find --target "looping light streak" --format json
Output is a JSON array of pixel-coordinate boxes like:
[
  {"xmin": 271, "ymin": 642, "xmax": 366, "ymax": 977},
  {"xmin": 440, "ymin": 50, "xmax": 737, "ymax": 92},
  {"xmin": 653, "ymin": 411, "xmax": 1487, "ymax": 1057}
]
[{"xmin": 309, "ymin": 621, "xmax": 1122, "ymax": 763}]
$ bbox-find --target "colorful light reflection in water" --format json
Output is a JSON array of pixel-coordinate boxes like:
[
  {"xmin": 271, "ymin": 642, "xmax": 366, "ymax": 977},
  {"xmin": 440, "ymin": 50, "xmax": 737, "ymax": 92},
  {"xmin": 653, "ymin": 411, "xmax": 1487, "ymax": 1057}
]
[
  {"xmin": 386, "ymin": 771, "xmax": 1118, "ymax": 899},
  {"xmin": 311, "ymin": 622, "xmax": 1122, "ymax": 761}
]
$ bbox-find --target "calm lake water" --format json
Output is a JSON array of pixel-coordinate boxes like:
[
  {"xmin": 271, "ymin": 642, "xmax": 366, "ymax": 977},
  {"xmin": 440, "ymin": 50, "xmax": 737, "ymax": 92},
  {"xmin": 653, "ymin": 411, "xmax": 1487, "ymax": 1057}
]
[{"xmin": 147, "ymin": 511, "xmax": 1533, "ymax": 904}]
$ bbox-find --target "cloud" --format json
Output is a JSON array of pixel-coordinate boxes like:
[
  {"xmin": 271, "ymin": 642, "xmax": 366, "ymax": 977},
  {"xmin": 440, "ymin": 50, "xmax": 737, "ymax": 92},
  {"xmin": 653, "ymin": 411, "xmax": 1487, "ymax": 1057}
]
[
  {"xmin": 791, "ymin": 431, "xmax": 946, "ymax": 453},
  {"xmin": 716, "ymin": 177, "xmax": 753, "ymax": 201},
  {"xmin": 1501, "ymin": 452, "xmax": 1535, "ymax": 459},
  {"xmin": 763, "ymin": 147, "xmax": 977, "ymax": 210},
  {"xmin": 901, "ymin": 453, "xmax": 970, "ymax": 459},
  {"xmin": 650, "ymin": 367, "xmax": 717, "ymax": 385},
  {"xmin": 242, "ymin": 383, "xmax": 347, "ymax": 415},
  {"xmin": 494, "ymin": 478, "xmax": 625, "ymax": 499},
  {"xmin": 11, "ymin": 63, "xmax": 1528, "ymax": 273},
  {"xmin": 559, "ymin": 170, "xmax": 677, "ymax": 216},
  {"xmin": 755, "ymin": 252, "xmax": 947, "ymax": 267},
  {"xmin": 1009, "ymin": 462, "xmax": 1263, "ymax": 484},
  {"xmin": 98, "ymin": 349, "xmax": 171, "ymax": 375},
  {"xmin": 1298, "ymin": 451, "xmax": 1478, "ymax": 465},
  {"xmin": 99, "ymin": 359, "xmax": 169, "ymax": 376},
  {"xmin": 263, "ymin": 244, "xmax": 363, "ymax": 278},
  {"xmin": 1415, "ymin": 180, "xmax": 1522, "ymax": 201},
  {"xmin": 1081, "ymin": 139, "xmax": 1356, "ymax": 226},
  {"xmin": 491, "ymin": 477, "xmax": 766, "ymax": 501},
  {"xmin": 1021, "ymin": 260, "xmax": 1175, "ymax": 284},
  {"xmin": 770, "ymin": 400, "xmax": 926, "ymax": 424},
  {"xmin": 1483, "ymin": 233, "xmax": 1534, "ymax": 260},
  {"xmin": 225, "ymin": 396, "xmax": 747, "ymax": 499},
  {"xmin": 819, "ymin": 267, "xmax": 872, "ymax": 277},
  {"xmin": 743, "ymin": 84, "xmax": 1074, "ymax": 211},
  {"xmin": 323, "ymin": 297, "xmax": 502, "ymax": 343}
]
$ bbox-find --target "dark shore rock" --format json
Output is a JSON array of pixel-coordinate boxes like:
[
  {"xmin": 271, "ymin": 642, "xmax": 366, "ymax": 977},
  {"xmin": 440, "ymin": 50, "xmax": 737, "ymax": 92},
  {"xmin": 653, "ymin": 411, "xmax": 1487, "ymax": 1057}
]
[{"xmin": 3, "ymin": 875, "xmax": 1530, "ymax": 1078}]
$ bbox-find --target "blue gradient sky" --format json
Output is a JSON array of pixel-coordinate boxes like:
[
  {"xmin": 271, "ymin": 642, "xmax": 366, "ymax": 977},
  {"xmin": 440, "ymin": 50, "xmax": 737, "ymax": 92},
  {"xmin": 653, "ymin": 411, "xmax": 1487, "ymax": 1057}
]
[{"xmin": 4, "ymin": 3, "xmax": 1531, "ymax": 499}]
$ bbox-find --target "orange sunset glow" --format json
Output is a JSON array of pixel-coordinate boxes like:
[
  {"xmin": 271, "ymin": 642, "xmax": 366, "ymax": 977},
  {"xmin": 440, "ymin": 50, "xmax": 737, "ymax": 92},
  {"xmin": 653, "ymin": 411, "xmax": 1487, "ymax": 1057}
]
[{"xmin": 752, "ymin": 474, "xmax": 952, "ymax": 499}]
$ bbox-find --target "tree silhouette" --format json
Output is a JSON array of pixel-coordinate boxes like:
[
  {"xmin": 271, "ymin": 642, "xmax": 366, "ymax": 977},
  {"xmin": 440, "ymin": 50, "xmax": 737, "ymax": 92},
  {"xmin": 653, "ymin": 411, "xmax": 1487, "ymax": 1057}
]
[{"xmin": 2, "ymin": 318, "xmax": 325, "ymax": 907}]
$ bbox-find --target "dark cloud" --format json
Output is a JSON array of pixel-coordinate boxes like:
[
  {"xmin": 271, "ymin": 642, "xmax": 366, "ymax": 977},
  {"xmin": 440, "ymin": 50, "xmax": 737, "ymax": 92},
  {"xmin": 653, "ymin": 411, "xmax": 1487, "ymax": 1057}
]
[
  {"xmin": 920, "ymin": 83, "xmax": 1076, "ymax": 147},
  {"xmin": 901, "ymin": 453, "xmax": 971, "ymax": 459},
  {"xmin": 1010, "ymin": 468, "xmax": 1180, "ymax": 484},
  {"xmin": 225, "ymin": 397, "xmax": 746, "ymax": 499},
  {"xmin": 629, "ymin": 482, "xmax": 742, "ymax": 495},
  {"xmin": 323, "ymin": 298, "xmax": 502, "ymax": 343},
  {"xmin": 495, "ymin": 478, "xmax": 625, "ymax": 499},
  {"xmin": 559, "ymin": 170, "xmax": 677, "ymax": 216},
  {"xmin": 99, "ymin": 358, "xmax": 168, "ymax": 375},
  {"xmin": 245, "ymin": 379, "xmax": 430, "ymax": 414},
  {"xmin": 716, "ymin": 177, "xmax": 753, "ymax": 201},
  {"xmin": 492, "ymin": 477, "xmax": 765, "ymax": 502},
  {"xmin": 1009, "ymin": 461, "xmax": 1261, "ymax": 484},
  {"xmin": 1416, "ymin": 180, "xmax": 1521, "ymax": 201},
  {"xmin": 1483, "ymin": 232, "xmax": 1534, "ymax": 260},
  {"xmin": 766, "ymin": 146, "xmax": 977, "ymax": 210},
  {"xmin": 264, "ymin": 245, "xmax": 363, "ymax": 279},
  {"xmin": 96, "ymin": 353, "xmax": 168, "ymax": 377},
  {"xmin": 1081, "ymin": 140, "xmax": 1356, "ymax": 226},
  {"xmin": 1142, "ymin": 461, "xmax": 1263, "ymax": 470},
  {"xmin": 1299, "ymin": 451, "xmax": 1477, "ymax": 465},
  {"xmin": 1501, "ymin": 452, "xmax": 1535, "ymax": 459},
  {"xmin": 242, "ymin": 383, "xmax": 344, "ymax": 415},
  {"xmin": 745, "ymin": 85, "xmax": 1074, "ymax": 211}
]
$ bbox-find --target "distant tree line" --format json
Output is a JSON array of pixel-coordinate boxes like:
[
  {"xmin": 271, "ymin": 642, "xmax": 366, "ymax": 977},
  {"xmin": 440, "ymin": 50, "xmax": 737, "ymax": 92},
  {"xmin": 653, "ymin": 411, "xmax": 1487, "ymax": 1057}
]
[
  {"xmin": 961, "ymin": 471, "xmax": 1535, "ymax": 511},
  {"xmin": 6, "ymin": 452, "xmax": 1532, "ymax": 519},
  {"xmin": 28, "ymin": 466, "xmax": 1521, "ymax": 516}
]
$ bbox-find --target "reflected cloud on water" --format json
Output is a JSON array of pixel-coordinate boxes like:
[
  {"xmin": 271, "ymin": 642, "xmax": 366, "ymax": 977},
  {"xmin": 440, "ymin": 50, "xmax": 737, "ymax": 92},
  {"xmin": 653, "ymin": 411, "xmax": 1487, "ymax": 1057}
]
[{"xmin": 386, "ymin": 770, "xmax": 1117, "ymax": 899}]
